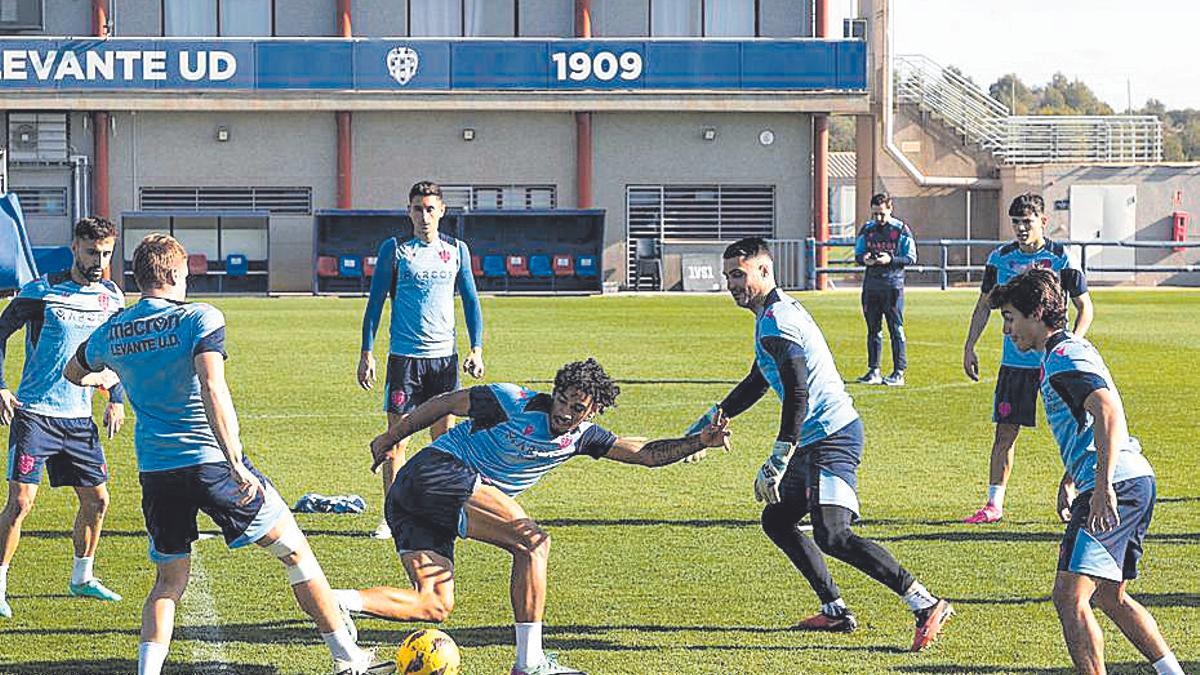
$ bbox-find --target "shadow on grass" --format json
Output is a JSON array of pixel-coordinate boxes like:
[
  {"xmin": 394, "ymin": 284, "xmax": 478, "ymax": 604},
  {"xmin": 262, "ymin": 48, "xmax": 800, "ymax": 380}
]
[
  {"xmin": 951, "ymin": 595, "xmax": 1051, "ymax": 606},
  {"xmin": 0, "ymin": 659, "xmax": 280, "ymax": 674},
  {"xmin": 1136, "ymin": 592, "xmax": 1200, "ymax": 608},
  {"xmin": 897, "ymin": 662, "xmax": 1199, "ymax": 674}
]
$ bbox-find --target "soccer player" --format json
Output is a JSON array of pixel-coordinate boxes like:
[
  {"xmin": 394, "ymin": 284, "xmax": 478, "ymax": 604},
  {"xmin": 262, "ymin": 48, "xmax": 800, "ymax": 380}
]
[
  {"xmin": 63, "ymin": 234, "xmax": 390, "ymax": 675},
  {"xmin": 853, "ymin": 192, "xmax": 916, "ymax": 386},
  {"xmin": 988, "ymin": 268, "xmax": 1183, "ymax": 675},
  {"xmin": 684, "ymin": 237, "xmax": 952, "ymax": 651},
  {"xmin": 359, "ymin": 180, "xmax": 485, "ymax": 539},
  {"xmin": 962, "ymin": 192, "xmax": 1093, "ymax": 524},
  {"xmin": 333, "ymin": 358, "xmax": 732, "ymax": 675},
  {"xmin": 0, "ymin": 216, "xmax": 126, "ymax": 619}
]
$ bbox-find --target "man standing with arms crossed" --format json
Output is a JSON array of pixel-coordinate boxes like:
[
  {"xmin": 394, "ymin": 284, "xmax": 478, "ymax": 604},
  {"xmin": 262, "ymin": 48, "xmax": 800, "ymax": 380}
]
[
  {"xmin": 0, "ymin": 216, "xmax": 126, "ymax": 619},
  {"xmin": 359, "ymin": 181, "xmax": 485, "ymax": 539},
  {"xmin": 854, "ymin": 192, "xmax": 916, "ymax": 386},
  {"xmin": 963, "ymin": 192, "xmax": 1093, "ymax": 524}
]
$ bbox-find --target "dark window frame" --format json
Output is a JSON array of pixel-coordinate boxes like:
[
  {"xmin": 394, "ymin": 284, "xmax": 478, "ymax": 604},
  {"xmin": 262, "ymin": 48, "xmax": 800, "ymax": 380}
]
[
  {"xmin": 160, "ymin": 0, "xmax": 277, "ymax": 37},
  {"xmin": 648, "ymin": 0, "xmax": 761, "ymax": 37},
  {"xmin": 0, "ymin": 0, "xmax": 44, "ymax": 33},
  {"xmin": 406, "ymin": 0, "xmax": 521, "ymax": 38}
]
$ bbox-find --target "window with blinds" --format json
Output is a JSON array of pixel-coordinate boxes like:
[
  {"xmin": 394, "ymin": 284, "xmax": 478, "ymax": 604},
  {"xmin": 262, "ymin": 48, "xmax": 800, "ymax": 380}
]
[
  {"xmin": 441, "ymin": 184, "xmax": 556, "ymax": 211},
  {"xmin": 11, "ymin": 187, "xmax": 67, "ymax": 216},
  {"xmin": 139, "ymin": 186, "xmax": 311, "ymax": 214},
  {"xmin": 625, "ymin": 183, "xmax": 774, "ymax": 287}
]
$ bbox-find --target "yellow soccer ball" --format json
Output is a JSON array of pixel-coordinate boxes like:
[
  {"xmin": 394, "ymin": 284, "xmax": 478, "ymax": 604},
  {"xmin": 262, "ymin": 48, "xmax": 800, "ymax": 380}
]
[{"xmin": 395, "ymin": 628, "xmax": 461, "ymax": 675}]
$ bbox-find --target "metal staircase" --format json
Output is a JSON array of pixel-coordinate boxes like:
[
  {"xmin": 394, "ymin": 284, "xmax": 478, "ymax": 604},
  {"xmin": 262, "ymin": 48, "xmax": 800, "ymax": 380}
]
[{"xmin": 895, "ymin": 54, "xmax": 1162, "ymax": 165}]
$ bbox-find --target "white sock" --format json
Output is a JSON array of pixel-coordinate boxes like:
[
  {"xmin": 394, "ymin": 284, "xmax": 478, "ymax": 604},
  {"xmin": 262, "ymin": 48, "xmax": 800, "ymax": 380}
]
[
  {"xmin": 137, "ymin": 641, "xmax": 169, "ymax": 675},
  {"xmin": 1153, "ymin": 652, "xmax": 1184, "ymax": 675},
  {"xmin": 902, "ymin": 582, "xmax": 938, "ymax": 612},
  {"xmin": 322, "ymin": 627, "xmax": 357, "ymax": 662},
  {"xmin": 821, "ymin": 598, "xmax": 847, "ymax": 616},
  {"xmin": 987, "ymin": 485, "xmax": 1006, "ymax": 510},
  {"xmin": 514, "ymin": 621, "xmax": 545, "ymax": 670},
  {"xmin": 333, "ymin": 589, "xmax": 364, "ymax": 613},
  {"xmin": 0, "ymin": 563, "xmax": 8, "ymax": 599},
  {"xmin": 71, "ymin": 556, "xmax": 95, "ymax": 585}
]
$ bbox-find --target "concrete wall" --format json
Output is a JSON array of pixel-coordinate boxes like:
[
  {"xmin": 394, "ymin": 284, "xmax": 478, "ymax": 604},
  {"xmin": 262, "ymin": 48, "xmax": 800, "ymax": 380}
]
[
  {"xmin": 106, "ymin": 111, "xmax": 337, "ymax": 292},
  {"xmin": 351, "ymin": 111, "xmax": 576, "ymax": 210},
  {"xmin": 592, "ymin": 111, "xmax": 811, "ymax": 284},
  {"xmin": 1002, "ymin": 164, "xmax": 1200, "ymax": 286}
]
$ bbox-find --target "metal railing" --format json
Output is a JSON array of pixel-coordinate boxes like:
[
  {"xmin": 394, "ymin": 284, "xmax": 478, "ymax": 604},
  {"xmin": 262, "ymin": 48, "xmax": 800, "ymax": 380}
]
[
  {"xmin": 895, "ymin": 55, "xmax": 1163, "ymax": 165},
  {"xmin": 802, "ymin": 238, "xmax": 1200, "ymax": 290}
]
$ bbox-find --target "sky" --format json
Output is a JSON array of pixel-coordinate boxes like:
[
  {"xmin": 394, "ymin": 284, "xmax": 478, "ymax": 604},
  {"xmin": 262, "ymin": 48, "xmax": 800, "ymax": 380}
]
[{"xmin": 832, "ymin": 0, "xmax": 1200, "ymax": 111}]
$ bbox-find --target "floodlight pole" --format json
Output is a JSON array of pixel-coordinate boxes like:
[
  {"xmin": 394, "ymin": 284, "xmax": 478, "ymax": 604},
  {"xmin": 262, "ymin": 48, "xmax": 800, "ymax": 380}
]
[{"xmin": 575, "ymin": 0, "xmax": 594, "ymax": 209}]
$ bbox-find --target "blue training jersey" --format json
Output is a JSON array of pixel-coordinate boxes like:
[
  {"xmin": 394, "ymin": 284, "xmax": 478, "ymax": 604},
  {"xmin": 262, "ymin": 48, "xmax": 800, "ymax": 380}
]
[
  {"xmin": 80, "ymin": 298, "xmax": 229, "ymax": 472},
  {"xmin": 0, "ymin": 273, "xmax": 124, "ymax": 418},
  {"xmin": 1040, "ymin": 332, "xmax": 1153, "ymax": 493},
  {"xmin": 755, "ymin": 289, "xmax": 860, "ymax": 446},
  {"xmin": 854, "ymin": 217, "xmax": 917, "ymax": 288},
  {"xmin": 430, "ymin": 383, "xmax": 617, "ymax": 497},
  {"xmin": 982, "ymin": 239, "xmax": 1087, "ymax": 369},
  {"xmin": 361, "ymin": 233, "xmax": 484, "ymax": 358}
]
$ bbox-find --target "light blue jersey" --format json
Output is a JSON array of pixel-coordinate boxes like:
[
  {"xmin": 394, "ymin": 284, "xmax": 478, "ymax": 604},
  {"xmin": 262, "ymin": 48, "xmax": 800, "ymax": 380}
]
[
  {"xmin": 0, "ymin": 273, "xmax": 123, "ymax": 418},
  {"xmin": 982, "ymin": 240, "xmax": 1087, "ymax": 368},
  {"xmin": 430, "ymin": 384, "xmax": 617, "ymax": 497},
  {"xmin": 756, "ymin": 290, "xmax": 859, "ymax": 446},
  {"xmin": 81, "ymin": 298, "xmax": 228, "ymax": 472},
  {"xmin": 361, "ymin": 233, "xmax": 484, "ymax": 358},
  {"xmin": 1040, "ymin": 332, "xmax": 1153, "ymax": 493}
]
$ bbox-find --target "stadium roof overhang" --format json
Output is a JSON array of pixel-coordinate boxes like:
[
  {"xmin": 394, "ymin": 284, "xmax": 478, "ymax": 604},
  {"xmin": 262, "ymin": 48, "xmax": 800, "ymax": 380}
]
[{"xmin": 0, "ymin": 90, "xmax": 869, "ymax": 114}]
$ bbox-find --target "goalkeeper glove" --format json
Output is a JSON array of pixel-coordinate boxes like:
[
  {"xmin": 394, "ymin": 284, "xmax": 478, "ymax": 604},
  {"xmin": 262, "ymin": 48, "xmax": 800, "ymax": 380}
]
[{"xmin": 753, "ymin": 441, "xmax": 795, "ymax": 504}]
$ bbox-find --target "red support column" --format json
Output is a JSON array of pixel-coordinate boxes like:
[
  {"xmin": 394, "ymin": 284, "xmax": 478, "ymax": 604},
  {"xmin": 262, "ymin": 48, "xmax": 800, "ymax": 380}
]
[
  {"xmin": 575, "ymin": 0, "xmax": 593, "ymax": 208},
  {"xmin": 813, "ymin": 0, "xmax": 830, "ymax": 289},
  {"xmin": 336, "ymin": 0, "xmax": 353, "ymax": 209},
  {"xmin": 92, "ymin": 0, "xmax": 109, "ymax": 220}
]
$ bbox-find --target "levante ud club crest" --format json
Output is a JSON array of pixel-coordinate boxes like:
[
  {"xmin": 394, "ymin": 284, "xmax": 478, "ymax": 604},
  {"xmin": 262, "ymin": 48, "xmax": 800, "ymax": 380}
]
[{"xmin": 387, "ymin": 46, "xmax": 419, "ymax": 85}]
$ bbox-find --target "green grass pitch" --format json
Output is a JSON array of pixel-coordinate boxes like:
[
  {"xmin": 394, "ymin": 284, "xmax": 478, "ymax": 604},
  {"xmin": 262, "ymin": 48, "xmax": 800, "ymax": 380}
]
[{"xmin": 0, "ymin": 289, "xmax": 1197, "ymax": 674}]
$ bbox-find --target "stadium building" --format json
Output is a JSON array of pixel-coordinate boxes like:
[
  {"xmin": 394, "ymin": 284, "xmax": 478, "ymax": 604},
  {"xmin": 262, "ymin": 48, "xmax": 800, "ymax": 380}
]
[{"xmin": 1, "ymin": 0, "xmax": 1195, "ymax": 293}]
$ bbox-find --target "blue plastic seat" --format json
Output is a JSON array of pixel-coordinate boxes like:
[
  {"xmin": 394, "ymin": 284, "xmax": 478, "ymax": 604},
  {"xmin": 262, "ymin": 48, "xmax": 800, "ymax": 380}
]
[
  {"xmin": 482, "ymin": 255, "xmax": 507, "ymax": 278},
  {"xmin": 576, "ymin": 255, "xmax": 598, "ymax": 277},
  {"xmin": 225, "ymin": 253, "xmax": 248, "ymax": 278},
  {"xmin": 338, "ymin": 255, "xmax": 361, "ymax": 278},
  {"xmin": 529, "ymin": 255, "xmax": 553, "ymax": 278}
]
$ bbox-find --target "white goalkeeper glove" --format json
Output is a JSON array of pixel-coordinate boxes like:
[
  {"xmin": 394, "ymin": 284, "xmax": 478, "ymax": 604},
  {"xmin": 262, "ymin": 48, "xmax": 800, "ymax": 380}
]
[
  {"xmin": 753, "ymin": 441, "xmax": 795, "ymax": 504},
  {"xmin": 682, "ymin": 404, "xmax": 720, "ymax": 463}
]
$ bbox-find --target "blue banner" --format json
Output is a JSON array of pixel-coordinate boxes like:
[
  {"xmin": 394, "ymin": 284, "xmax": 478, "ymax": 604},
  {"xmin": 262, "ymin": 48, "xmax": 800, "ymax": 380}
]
[{"xmin": 0, "ymin": 38, "xmax": 865, "ymax": 92}]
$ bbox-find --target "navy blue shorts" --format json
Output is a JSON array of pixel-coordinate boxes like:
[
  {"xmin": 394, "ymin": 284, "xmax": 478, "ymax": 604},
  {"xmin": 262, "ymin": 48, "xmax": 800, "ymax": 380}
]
[
  {"xmin": 993, "ymin": 365, "xmax": 1040, "ymax": 427},
  {"xmin": 6, "ymin": 410, "xmax": 107, "ymax": 487},
  {"xmin": 781, "ymin": 419, "xmax": 864, "ymax": 518},
  {"xmin": 139, "ymin": 457, "xmax": 289, "ymax": 563},
  {"xmin": 1058, "ymin": 475, "xmax": 1156, "ymax": 582},
  {"xmin": 385, "ymin": 448, "xmax": 479, "ymax": 561},
  {"xmin": 384, "ymin": 354, "xmax": 460, "ymax": 415}
]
